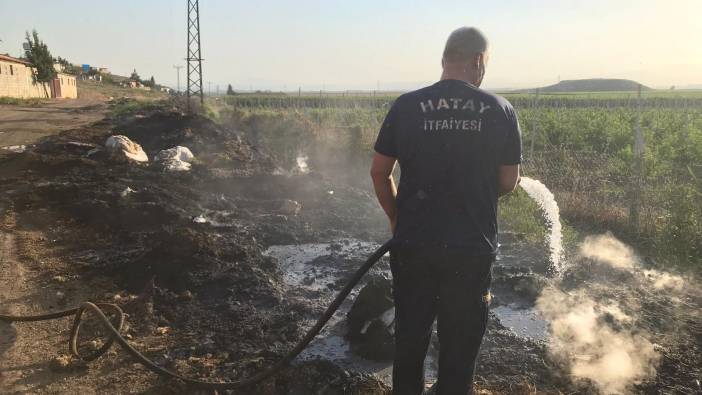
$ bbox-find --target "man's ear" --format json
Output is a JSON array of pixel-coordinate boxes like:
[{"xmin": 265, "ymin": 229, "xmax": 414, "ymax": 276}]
[{"xmin": 473, "ymin": 53, "xmax": 483, "ymax": 70}]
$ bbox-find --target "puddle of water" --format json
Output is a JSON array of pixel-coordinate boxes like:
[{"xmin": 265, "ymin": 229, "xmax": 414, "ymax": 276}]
[
  {"xmin": 264, "ymin": 239, "xmax": 380, "ymax": 292},
  {"xmin": 264, "ymin": 239, "xmax": 421, "ymax": 383},
  {"xmin": 296, "ymin": 320, "xmax": 397, "ymax": 383},
  {"xmin": 263, "ymin": 238, "xmax": 551, "ymax": 384},
  {"xmin": 492, "ymin": 304, "xmax": 548, "ymax": 342}
]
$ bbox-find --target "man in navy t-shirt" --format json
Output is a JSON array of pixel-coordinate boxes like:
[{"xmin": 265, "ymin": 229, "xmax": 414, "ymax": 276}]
[{"xmin": 370, "ymin": 27, "xmax": 522, "ymax": 395}]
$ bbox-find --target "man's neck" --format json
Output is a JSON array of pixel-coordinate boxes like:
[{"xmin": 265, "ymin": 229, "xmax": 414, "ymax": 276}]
[{"xmin": 440, "ymin": 70, "xmax": 477, "ymax": 87}]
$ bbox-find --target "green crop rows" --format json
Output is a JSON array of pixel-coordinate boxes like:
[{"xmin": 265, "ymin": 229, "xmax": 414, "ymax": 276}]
[{"xmin": 214, "ymin": 91, "xmax": 702, "ymax": 272}]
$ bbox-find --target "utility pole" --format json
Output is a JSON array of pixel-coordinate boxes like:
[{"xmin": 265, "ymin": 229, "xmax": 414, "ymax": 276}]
[
  {"xmin": 530, "ymin": 88, "xmax": 540, "ymax": 157},
  {"xmin": 186, "ymin": 0, "xmax": 204, "ymax": 111},
  {"xmin": 630, "ymin": 84, "xmax": 645, "ymax": 232},
  {"xmin": 173, "ymin": 65, "xmax": 183, "ymax": 92}
]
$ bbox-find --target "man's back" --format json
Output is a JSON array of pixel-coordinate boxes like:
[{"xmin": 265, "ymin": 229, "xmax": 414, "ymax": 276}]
[
  {"xmin": 374, "ymin": 79, "xmax": 521, "ymax": 254},
  {"xmin": 370, "ymin": 27, "xmax": 522, "ymax": 394}
]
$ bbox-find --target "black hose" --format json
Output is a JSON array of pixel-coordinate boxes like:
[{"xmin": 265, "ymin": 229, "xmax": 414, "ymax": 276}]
[{"xmin": 0, "ymin": 239, "xmax": 393, "ymax": 389}]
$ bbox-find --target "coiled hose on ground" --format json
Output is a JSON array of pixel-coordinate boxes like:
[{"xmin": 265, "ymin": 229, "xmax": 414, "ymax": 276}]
[{"xmin": 0, "ymin": 240, "xmax": 393, "ymax": 390}]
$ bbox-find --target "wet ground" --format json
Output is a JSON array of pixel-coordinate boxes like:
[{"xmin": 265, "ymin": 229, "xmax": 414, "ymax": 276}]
[
  {"xmin": 262, "ymin": 236, "xmax": 551, "ymax": 386},
  {"xmin": 0, "ymin": 104, "xmax": 700, "ymax": 394}
]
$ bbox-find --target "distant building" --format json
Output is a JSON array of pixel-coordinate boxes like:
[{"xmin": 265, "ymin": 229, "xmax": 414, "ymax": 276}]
[
  {"xmin": 75, "ymin": 64, "xmax": 109, "ymax": 82},
  {"xmin": 121, "ymin": 80, "xmax": 141, "ymax": 89},
  {"xmin": 0, "ymin": 54, "xmax": 77, "ymax": 99},
  {"xmin": 120, "ymin": 79, "xmax": 152, "ymax": 91}
]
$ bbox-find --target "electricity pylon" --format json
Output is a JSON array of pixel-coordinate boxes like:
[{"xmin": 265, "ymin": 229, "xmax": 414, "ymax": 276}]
[{"xmin": 186, "ymin": 0, "xmax": 203, "ymax": 111}]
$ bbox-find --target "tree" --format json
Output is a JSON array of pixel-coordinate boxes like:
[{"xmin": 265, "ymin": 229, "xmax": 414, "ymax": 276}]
[
  {"xmin": 227, "ymin": 84, "xmax": 235, "ymax": 95},
  {"xmin": 54, "ymin": 56, "xmax": 69, "ymax": 67},
  {"xmin": 141, "ymin": 76, "xmax": 156, "ymax": 88},
  {"xmin": 23, "ymin": 30, "xmax": 56, "ymax": 84},
  {"xmin": 53, "ymin": 56, "xmax": 81, "ymax": 76}
]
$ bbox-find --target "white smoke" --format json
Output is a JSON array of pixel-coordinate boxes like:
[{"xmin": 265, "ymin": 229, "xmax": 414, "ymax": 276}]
[
  {"xmin": 642, "ymin": 270, "xmax": 685, "ymax": 291},
  {"xmin": 580, "ymin": 233, "xmax": 686, "ymax": 291},
  {"xmin": 535, "ymin": 234, "xmax": 692, "ymax": 394},
  {"xmin": 295, "ymin": 155, "xmax": 310, "ymax": 174},
  {"xmin": 537, "ymin": 287, "xmax": 659, "ymax": 394},
  {"xmin": 580, "ymin": 234, "xmax": 637, "ymax": 270}
]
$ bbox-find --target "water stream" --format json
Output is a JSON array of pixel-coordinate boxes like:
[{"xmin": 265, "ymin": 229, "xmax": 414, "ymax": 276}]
[{"xmin": 518, "ymin": 177, "xmax": 565, "ymax": 274}]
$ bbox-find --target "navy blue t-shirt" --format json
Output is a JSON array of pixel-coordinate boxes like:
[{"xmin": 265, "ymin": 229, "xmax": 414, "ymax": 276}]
[{"xmin": 374, "ymin": 79, "xmax": 522, "ymax": 255}]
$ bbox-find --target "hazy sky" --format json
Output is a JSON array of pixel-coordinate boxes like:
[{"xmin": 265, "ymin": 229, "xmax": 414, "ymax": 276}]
[{"xmin": 1, "ymin": 0, "xmax": 700, "ymax": 91}]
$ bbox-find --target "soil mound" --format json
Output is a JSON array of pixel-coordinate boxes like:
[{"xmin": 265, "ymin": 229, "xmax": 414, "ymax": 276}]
[{"xmin": 117, "ymin": 112, "xmax": 275, "ymax": 176}]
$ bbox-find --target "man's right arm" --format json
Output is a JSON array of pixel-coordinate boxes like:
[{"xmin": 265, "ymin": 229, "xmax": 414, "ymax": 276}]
[
  {"xmin": 371, "ymin": 100, "xmax": 401, "ymax": 233},
  {"xmin": 370, "ymin": 152, "xmax": 398, "ymax": 232}
]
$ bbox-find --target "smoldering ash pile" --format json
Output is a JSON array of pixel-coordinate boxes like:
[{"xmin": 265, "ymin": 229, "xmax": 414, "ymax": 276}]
[{"xmin": 536, "ymin": 234, "xmax": 691, "ymax": 393}]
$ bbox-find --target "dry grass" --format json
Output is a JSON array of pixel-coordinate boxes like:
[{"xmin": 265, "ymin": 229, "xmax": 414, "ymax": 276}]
[{"xmin": 77, "ymin": 80, "xmax": 167, "ymax": 101}]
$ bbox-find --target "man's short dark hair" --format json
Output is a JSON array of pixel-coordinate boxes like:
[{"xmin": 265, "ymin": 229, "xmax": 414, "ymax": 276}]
[{"xmin": 443, "ymin": 27, "xmax": 489, "ymax": 63}]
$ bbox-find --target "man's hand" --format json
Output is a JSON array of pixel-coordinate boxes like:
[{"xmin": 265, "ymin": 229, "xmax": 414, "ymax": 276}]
[{"xmin": 370, "ymin": 152, "xmax": 398, "ymax": 235}]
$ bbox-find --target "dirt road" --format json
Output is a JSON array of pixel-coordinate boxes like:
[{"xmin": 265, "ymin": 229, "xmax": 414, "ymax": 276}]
[
  {"xmin": 0, "ymin": 203, "xmax": 74, "ymax": 393},
  {"xmin": 0, "ymin": 99, "xmax": 108, "ymax": 148},
  {"xmin": 0, "ymin": 197, "xmax": 186, "ymax": 394},
  {"xmin": 0, "ymin": 203, "xmax": 26, "ymax": 392},
  {"xmin": 0, "ymin": 78, "xmax": 167, "ymax": 149}
]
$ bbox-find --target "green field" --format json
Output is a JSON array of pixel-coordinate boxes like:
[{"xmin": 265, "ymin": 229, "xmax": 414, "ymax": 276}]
[{"xmin": 211, "ymin": 90, "xmax": 702, "ymax": 272}]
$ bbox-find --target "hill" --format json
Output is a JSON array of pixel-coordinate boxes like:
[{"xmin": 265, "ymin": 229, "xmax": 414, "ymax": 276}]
[{"xmin": 517, "ymin": 79, "xmax": 650, "ymax": 93}]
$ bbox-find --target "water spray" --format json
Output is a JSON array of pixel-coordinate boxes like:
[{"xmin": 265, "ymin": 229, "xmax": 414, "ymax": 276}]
[{"xmin": 519, "ymin": 176, "xmax": 565, "ymax": 273}]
